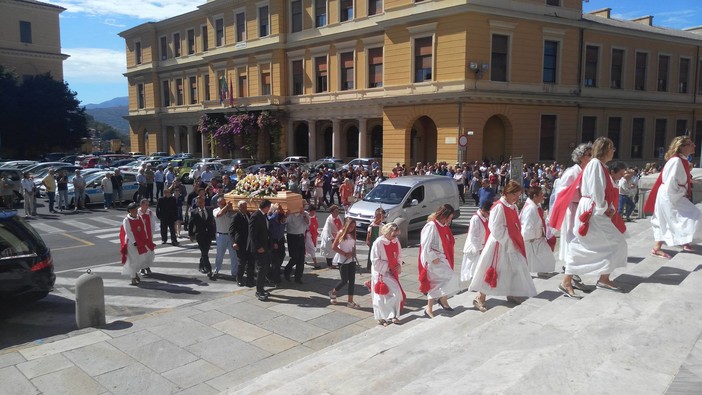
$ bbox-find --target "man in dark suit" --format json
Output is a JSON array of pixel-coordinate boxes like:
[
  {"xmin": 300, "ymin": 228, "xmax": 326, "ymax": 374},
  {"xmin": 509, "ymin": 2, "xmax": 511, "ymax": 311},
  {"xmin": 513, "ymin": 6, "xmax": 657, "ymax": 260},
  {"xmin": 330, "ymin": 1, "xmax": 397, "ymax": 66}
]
[
  {"xmin": 188, "ymin": 195, "xmax": 216, "ymax": 279},
  {"xmin": 156, "ymin": 188, "xmax": 178, "ymax": 245},
  {"xmin": 229, "ymin": 200, "xmax": 254, "ymax": 287},
  {"xmin": 248, "ymin": 199, "xmax": 272, "ymax": 301}
]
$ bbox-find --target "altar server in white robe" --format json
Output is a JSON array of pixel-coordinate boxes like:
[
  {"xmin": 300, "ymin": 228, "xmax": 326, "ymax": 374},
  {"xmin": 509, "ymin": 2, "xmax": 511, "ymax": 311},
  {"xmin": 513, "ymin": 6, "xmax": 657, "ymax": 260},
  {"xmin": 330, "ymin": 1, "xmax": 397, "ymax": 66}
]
[
  {"xmin": 460, "ymin": 201, "xmax": 491, "ymax": 284},
  {"xmin": 646, "ymin": 136, "xmax": 702, "ymax": 258},
  {"xmin": 471, "ymin": 181, "xmax": 537, "ymax": 312},
  {"xmin": 320, "ymin": 205, "xmax": 343, "ymax": 267},
  {"xmin": 419, "ymin": 204, "xmax": 458, "ymax": 318},
  {"xmin": 138, "ymin": 198, "xmax": 157, "ymax": 275},
  {"xmin": 549, "ymin": 143, "xmax": 592, "ymax": 263},
  {"xmin": 561, "ymin": 137, "xmax": 628, "ymax": 298},
  {"xmin": 521, "ymin": 187, "xmax": 556, "ymax": 275},
  {"xmin": 370, "ymin": 223, "xmax": 406, "ymax": 326},
  {"xmin": 120, "ymin": 202, "xmax": 155, "ymax": 285}
]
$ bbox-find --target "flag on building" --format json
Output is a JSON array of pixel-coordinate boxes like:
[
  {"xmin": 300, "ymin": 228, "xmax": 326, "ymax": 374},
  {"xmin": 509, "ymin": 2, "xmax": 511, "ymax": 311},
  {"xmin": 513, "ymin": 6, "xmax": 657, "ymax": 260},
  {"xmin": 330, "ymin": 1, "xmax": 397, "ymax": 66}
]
[{"xmin": 229, "ymin": 78, "xmax": 234, "ymax": 107}]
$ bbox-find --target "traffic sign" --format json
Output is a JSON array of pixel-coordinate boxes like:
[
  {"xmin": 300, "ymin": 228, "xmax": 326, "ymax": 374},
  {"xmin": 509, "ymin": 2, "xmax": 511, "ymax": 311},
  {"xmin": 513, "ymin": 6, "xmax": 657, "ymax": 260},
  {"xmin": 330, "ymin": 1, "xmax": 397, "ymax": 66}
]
[{"xmin": 458, "ymin": 134, "xmax": 469, "ymax": 147}]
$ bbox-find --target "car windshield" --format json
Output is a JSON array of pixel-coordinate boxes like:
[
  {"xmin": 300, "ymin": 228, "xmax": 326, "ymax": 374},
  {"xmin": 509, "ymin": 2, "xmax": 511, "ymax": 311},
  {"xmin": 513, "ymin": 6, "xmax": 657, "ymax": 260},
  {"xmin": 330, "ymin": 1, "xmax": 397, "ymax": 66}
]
[
  {"xmin": 363, "ymin": 185, "xmax": 410, "ymax": 205},
  {"xmin": 0, "ymin": 215, "xmax": 48, "ymax": 258}
]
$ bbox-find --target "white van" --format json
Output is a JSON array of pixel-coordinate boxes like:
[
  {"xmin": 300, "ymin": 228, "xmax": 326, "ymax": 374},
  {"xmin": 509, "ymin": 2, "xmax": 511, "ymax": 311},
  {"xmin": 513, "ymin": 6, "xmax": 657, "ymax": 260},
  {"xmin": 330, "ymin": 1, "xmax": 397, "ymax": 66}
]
[{"xmin": 346, "ymin": 175, "xmax": 461, "ymax": 246}]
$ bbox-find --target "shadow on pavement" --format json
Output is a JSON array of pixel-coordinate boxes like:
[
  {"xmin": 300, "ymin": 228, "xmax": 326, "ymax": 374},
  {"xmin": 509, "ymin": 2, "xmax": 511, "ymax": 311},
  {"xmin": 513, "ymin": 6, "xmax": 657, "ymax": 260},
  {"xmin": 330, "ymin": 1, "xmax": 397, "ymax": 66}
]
[{"xmin": 0, "ymin": 293, "xmax": 77, "ymax": 350}]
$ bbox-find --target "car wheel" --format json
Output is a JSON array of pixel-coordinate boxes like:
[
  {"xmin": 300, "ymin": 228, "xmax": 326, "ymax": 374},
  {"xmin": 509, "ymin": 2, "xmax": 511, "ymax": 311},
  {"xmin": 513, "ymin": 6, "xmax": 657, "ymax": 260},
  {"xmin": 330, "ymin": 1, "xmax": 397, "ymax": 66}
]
[
  {"xmin": 85, "ymin": 195, "xmax": 91, "ymax": 204},
  {"xmin": 181, "ymin": 174, "xmax": 191, "ymax": 184},
  {"xmin": 132, "ymin": 192, "xmax": 139, "ymax": 203}
]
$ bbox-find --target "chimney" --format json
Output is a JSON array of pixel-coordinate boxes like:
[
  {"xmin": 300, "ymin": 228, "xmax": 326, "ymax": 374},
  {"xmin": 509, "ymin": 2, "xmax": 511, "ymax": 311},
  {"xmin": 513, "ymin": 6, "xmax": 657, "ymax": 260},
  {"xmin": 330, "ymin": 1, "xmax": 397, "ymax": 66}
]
[
  {"xmin": 588, "ymin": 8, "xmax": 611, "ymax": 19},
  {"xmin": 631, "ymin": 16, "xmax": 654, "ymax": 26}
]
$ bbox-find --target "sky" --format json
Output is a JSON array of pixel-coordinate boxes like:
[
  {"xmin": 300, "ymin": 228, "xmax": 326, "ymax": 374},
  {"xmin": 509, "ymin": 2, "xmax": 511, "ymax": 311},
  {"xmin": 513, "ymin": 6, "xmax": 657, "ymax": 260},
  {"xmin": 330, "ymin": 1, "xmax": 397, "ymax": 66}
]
[{"xmin": 47, "ymin": 0, "xmax": 702, "ymax": 106}]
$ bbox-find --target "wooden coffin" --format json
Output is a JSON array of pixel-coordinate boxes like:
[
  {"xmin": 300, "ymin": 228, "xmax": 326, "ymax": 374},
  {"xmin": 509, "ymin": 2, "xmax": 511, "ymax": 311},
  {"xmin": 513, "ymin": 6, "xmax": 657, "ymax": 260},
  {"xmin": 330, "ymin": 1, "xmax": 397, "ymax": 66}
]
[{"xmin": 223, "ymin": 190, "xmax": 304, "ymax": 214}]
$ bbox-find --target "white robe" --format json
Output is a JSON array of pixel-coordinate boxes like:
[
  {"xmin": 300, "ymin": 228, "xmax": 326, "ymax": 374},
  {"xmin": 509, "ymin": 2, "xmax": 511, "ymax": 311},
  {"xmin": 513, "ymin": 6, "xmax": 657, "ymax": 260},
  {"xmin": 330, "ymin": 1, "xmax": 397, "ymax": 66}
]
[
  {"xmin": 552, "ymin": 164, "xmax": 581, "ymax": 262},
  {"xmin": 419, "ymin": 221, "xmax": 459, "ymax": 300},
  {"xmin": 370, "ymin": 237, "xmax": 404, "ymax": 320},
  {"xmin": 520, "ymin": 198, "xmax": 556, "ymax": 273},
  {"xmin": 470, "ymin": 198, "xmax": 537, "ymax": 297},
  {"xmin": 320, "ymin": 215, "xmax": 342, "ymax": 258},
  {"xmin": 565, "ymin": 158, "xmax": 628, "ymax": 276},
  {"xmin": 651, "ymin": 156, "xmax": 702, "ymax": 246},
  {"xmin": 460, "ymin": 212, "xmax": 488, "ymax": 283},
  {"xmin": 121, "ymin": 215, "xmax": 153, "ymax": 277}
]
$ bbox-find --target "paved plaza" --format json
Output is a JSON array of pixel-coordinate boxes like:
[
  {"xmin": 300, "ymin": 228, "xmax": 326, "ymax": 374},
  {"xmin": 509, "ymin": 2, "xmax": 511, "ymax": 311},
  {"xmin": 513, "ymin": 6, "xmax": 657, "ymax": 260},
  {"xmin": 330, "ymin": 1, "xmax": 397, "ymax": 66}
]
[{"xmin": 0, "ymin": 215, "xmax": 700, "ymax": 394}]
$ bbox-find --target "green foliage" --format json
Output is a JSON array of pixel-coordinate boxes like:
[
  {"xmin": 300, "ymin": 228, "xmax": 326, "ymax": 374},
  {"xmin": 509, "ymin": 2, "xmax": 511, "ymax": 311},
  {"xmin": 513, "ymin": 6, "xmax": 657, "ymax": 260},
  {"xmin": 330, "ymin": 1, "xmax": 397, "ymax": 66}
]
[{"xmin": 0, "ymin": 66, "xmax": 88, "ymax": 158}]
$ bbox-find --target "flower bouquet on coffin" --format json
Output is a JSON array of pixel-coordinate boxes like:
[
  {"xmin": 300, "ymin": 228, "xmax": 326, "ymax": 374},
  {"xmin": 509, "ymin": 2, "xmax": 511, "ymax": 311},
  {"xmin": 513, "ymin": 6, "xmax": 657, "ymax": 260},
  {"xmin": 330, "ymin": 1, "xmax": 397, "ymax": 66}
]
[{"xmin": 224, "ymin": 174, "xmax": 304, "ymax": 214}]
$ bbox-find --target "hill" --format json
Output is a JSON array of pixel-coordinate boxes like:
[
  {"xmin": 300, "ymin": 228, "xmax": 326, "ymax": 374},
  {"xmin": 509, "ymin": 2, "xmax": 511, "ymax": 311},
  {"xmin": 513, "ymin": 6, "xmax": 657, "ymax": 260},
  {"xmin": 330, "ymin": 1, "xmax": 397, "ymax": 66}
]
[{"xmin": 84, "ymin": 97, "xmax": 129, "ymax": 134}]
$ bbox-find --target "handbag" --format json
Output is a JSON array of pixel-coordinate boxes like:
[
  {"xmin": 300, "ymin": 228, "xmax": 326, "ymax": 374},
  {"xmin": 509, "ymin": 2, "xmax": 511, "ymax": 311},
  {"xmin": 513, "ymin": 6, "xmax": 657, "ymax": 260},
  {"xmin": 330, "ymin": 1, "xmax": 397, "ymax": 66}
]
[{"xmin": 374, "ymin": 274, "xmax": 390, "ymax": 295}]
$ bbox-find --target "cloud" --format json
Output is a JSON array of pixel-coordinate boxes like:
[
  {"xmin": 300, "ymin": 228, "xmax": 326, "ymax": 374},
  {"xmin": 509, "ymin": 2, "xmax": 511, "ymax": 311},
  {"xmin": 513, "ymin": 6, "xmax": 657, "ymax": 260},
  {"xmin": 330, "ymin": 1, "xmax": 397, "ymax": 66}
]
[
  {"xmin": 47, "ymin": 1, "xmax": 200, "ymax": 21},
  {"xmin": 63, "ymin": 48, "xmax": 126, "ymax": 83},
  {"xmin": 103, "ymin": 18, "xmax": 125, "ymax": 28}
]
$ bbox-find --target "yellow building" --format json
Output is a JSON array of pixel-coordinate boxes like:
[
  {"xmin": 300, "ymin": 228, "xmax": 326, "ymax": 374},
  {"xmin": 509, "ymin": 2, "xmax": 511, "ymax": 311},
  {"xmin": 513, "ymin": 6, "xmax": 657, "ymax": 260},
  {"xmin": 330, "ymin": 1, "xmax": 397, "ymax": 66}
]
[
  {"xmin": 0, "ymin": 0, "xmax": 67, "ymax": 80},
  {"xmin": 120, "ymin": 0, "xmax": 702, "ymax": 170}
]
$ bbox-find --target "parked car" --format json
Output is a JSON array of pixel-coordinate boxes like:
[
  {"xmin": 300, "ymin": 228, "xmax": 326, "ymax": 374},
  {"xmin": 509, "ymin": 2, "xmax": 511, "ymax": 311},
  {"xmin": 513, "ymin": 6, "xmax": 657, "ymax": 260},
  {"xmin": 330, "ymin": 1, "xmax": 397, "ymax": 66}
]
[
  {"xmin": 0, "ymin": 210, "xmax": 55, "ymax": 302},
  {"xmin": 0, "ymin": 161, "xmax": 38, "ymax": 171},
  {"xmin": 78, "ymin": 156, "xmax": 100, "ymax": 168},
  {"xmin": 59, "ymin": 155, "xmax": 79, "ymax": 164},
  {"xmin": 170, "ymin": 158, "xmax": 200, "ymax": 183},
  {"xmin": 128, "ymin": 152, "xmax": 144, "ymax": 156},
  {"xmin": 345, "ymin": 175, "xmax": 461, "ymax": 246},
  {"xmin": 65, "ymin": 171, "xmax": 140, "ymax": 207},
  {"xmin": 0, "ymin": 168, "xmax": 24, "ymax": 205},
  {"xmin": 34, "ymin": 166, "xmax": 83, "ymax": 194},
  {"xmin": 42, "ymin": 152, "xmax": 70, "ymax": 162},
  {"xmin": 301, "ymin": 161, "xmax": 344, "ymax": 176},
  {"xmin": 282, "ymin": 156, "xmax": 308, "ymax": 163},
  {"xmin": 23, "ymin": 162, "xmax": 73, "ymax": 176},
  {"xmin": 343, "ymin": 157, "xmax": 380, "ymax": 171},
  {"xmin": 244, "ymin": 164, "xmax": 286, "ymax": 175},
  {"xmin": 188, "ymin": 163, "xmax": 224, "ymax": 184}
]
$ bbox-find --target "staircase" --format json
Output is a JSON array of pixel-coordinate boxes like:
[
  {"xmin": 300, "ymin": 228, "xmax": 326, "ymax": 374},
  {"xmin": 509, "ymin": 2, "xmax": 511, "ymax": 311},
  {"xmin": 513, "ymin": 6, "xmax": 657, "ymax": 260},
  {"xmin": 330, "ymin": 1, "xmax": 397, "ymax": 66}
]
[{"xmin": 229, "ymin": 221, "xmax": 702, "ymax": 394}]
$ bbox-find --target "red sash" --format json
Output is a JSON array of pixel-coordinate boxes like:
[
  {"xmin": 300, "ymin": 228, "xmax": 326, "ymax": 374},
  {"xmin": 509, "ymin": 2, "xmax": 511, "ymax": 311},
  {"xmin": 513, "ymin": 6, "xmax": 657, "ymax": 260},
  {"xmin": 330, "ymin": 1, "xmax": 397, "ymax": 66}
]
[
  {"xmin": 493, "ymin": 200, "xmax": 526, "ymax": 258},
  {"xmin": 474, "ymin": 212, "xmax": 490, "ymax": 244},
  {"xmin": 644, "ymin": 156, "xmax": 692, "ymax": 214},
  {"xmin": 538, "ymin": 206, "xmax": 557, "ymax": 251},
  {"xmin": 549, "ymin": 170, "xmax": 582, "ymax": 230},
  {"xmin": 119, "ymin": 216, "xmax": 151, "ymax": 265},
  {"xmin": 417, "ymin": 221, "xmax": 455, "ymax": 294},
  {"xmin": 308, "ymin": 216, "xmax": 319, "ymax": 244},
  {"xmin": 140, "ymin": 212, "xmax": 156, "ymax": 251},
  {"xmin": 383, "ymin": 241, "xmax": 406, "ymax": 310},
  {"xmin": 333, "ymin": 217, "xmax": 342, "ymax": 231}
]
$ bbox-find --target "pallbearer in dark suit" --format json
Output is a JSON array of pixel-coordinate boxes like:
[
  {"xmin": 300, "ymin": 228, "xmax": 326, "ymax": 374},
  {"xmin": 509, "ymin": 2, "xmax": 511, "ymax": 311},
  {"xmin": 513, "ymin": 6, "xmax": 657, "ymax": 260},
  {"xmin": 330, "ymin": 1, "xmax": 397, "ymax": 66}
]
[
  {"xmin": 188, "ymin": 195, "xmax": 216, "ymax": 278},
  {"xmin": 230, "ymin": 200, "xmax": 254, "ymax": 287},
  {"xmin": 156, "ymin": 188, "xmax": 178, "ymax": 245},
  {"xmin": 248, "ymin": 199, "xmax": 273, "ymax": 301}
]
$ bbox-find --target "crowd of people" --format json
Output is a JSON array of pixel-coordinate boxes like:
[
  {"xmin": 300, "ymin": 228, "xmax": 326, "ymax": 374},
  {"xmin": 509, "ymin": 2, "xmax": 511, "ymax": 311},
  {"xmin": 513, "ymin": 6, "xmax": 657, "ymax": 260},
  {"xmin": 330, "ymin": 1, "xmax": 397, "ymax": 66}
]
[{"xmin": 116, "ymin": 135, "xmax": 701, "ymax": 326}]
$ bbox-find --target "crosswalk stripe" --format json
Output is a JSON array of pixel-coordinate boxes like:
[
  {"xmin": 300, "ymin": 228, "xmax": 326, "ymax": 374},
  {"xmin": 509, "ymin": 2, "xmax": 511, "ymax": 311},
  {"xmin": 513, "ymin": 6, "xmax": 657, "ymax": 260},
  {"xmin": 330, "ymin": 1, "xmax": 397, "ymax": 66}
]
[
  {"xmin": 54, "ymin": 276, "xmax": 239, "ymax": 293},
  {"xmin": 95, "ymin": 233, "xmax": 118, "ymax": 239},
  {"xmin": 62, "ymin": 219, "xmax": 98, "ymax": 230},
  {"xmin": 83, "ymin": 228, "xmax": 117, "ymax": 235},
  {"xmin": 31, "ymin": 222, "xmax": 65, "ymax": 234},
  {"xmin": 87, "ymin": 217, "xmax": 124, "ymax": 227}
]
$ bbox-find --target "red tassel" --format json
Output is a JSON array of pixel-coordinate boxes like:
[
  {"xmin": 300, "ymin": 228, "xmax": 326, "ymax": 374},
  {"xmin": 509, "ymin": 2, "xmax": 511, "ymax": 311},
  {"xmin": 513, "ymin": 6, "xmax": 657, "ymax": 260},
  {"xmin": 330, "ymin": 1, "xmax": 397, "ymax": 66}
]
[
  {"xmin": 546, "ymin": 236, "xmax": 557, "ymax": 252},
  {"xmin": 578, "ymin": 222, "xmax": 589, "ymax": 236},
  {"xmin": 579, "ymin": 210, "xmax": 592, "ymax": 223},
  {"xmin": 374, "ymin": 275, "xmax": 390, "ymax": 295},
  {"xmin": 484, "ymin": 266, "xmax": 498, "ymax": 288}
]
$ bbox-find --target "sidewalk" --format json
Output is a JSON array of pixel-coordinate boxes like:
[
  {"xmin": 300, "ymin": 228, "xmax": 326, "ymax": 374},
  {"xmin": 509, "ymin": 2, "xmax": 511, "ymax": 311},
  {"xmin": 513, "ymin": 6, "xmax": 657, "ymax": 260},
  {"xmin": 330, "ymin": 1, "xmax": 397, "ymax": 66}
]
[{"xmin": 1, "ymin": 215, "xmax": 699, "ymax": 394}]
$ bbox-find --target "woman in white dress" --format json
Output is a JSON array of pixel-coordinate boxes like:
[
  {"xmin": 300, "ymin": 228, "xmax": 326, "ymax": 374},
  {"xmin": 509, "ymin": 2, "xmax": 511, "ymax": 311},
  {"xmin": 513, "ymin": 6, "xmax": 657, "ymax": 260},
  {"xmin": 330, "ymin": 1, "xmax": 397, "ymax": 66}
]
[
  {"xmin": 520, "ymin": 187, "xmax": 556, "ymax": 276},
  {"xmin": 460, "ymin": 201, "xmax": 491, "ymax": 284},
  {"xmin": 647, "ymin": 136, "xmax": 702, "ymax": 258},
  {"xmin": 471, "ymin": 181, "xmax": 536, "ymax": 311},
  {"xmin": 419, "ymin": 204, "xmax": 458, "ymax": 318},
  {"xmin": 320, "ymin": 205, "xmax": 343, "ymax": 268},
  {"xmin": 370, "ymin": 223, "xmax": 405, "ymax": 326},
  {"xmin": 561, "ymin": 137, "xmax": 628, "ymax": 297},
  {"xmin": 138, "ymin": 198, "xmax": 157, "ymax": 275},
  {"xmin": 119, "ymin": 203, "xmax": 155, "ymax": 285}
]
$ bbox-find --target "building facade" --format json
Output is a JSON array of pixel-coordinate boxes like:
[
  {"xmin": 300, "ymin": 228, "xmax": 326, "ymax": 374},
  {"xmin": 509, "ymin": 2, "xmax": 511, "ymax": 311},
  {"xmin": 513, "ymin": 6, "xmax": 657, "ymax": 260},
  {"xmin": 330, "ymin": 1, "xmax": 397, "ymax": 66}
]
[
  {"xmin": 120, "ymin": 0, "xmax": 702, "ymax": 170},
  {"xmin": 0, "ymin": 0, "xmax": 67, "ymax": 80}
]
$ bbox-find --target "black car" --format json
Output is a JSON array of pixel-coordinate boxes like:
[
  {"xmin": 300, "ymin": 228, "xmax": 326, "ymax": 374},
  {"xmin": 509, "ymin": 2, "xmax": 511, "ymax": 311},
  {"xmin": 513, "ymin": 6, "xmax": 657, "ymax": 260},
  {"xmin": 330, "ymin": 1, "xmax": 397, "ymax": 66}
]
[{"xmin": 0, "ymin": 210, "xmax": 55, "ymax": 301}]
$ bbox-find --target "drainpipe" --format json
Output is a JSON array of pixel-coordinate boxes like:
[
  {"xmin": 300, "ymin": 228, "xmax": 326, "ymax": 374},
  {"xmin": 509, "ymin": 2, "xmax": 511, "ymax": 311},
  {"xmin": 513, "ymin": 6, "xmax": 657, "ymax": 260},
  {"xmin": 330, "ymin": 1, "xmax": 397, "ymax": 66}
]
[{"xmin": 458, "ymin": 101, "xmax": 463, "ymax": 164}]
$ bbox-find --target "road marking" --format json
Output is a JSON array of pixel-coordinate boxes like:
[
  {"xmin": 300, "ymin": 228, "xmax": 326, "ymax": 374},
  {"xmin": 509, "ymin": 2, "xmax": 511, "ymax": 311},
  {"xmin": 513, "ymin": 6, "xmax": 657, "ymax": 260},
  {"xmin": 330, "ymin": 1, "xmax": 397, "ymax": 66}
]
[
  {"xmin": 95, "ymin": 233, "xmax": 118, "ymax": 239},
  {"xmin": 62, "ymin": 219, "xmax": 98, "ymax": 230},
  {"xmin": 61, "ymin": 232, "xmax": 94, "ymax": 246},
  {"xmin": 87, "ymin": 217, "xmax": 123, "ymax": 227},
  {"xmin": 30, "ymin": 222, "xmax": 64, "ymax": 234},
  {"xmin": 84, "ymin": 228, "xmax": 118, "ymax": 235},
  {"xmin": 55, "ymin": 277, "xmax": 239, "ymax": 293}
]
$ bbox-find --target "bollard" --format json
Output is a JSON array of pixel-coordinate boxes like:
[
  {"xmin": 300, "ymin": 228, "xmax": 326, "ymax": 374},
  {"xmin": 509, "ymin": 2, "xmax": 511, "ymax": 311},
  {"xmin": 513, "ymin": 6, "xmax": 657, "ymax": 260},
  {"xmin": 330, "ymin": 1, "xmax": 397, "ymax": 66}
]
[
  {"xmin": 638, "ymin": 189, "xmax": 649, "ymax": 219},
  {"xmin": 75, "ymin": 269, "xmax": 106, "ymax": 329}
]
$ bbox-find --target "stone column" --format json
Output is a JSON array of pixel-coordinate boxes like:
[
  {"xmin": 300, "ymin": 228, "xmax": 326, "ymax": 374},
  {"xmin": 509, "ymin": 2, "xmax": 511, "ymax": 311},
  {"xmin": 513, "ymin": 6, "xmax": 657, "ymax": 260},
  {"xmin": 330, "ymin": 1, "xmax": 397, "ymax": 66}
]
[
  {"xmin": 187, "ymin": 126, "xmax": 196, "ymax": 155},
  {"xmin": 162, "ymin": 128, "xmax": 169, "ymax": 153},
  {"xmin": 358, "ymin": 118, "xmax": 368, "ymax": 158},
  {"xmin": 331, "ymin": 119, "xmax": 341, "ymax": 158},
  {"xmin": 308, "ymin": 121, "xmax": 317, "ymax": 161},
  {"xmin": 287, "ymin": 119, "xmax": 295, "ymax": 155},
  {"xmin": 201, "ymin": 132, "xmax": 208, "ymax": 158},
  {"xmin": 174, "ymin": 128, "xmax": 181, "ymax": 154}
]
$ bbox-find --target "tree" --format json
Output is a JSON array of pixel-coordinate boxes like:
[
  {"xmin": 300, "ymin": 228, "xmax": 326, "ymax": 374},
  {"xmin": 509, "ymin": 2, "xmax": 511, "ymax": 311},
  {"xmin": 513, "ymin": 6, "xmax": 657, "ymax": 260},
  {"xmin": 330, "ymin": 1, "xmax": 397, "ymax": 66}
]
[{"xmin": 0, "ymin": 66, "xmax": 88, "ymax": 158}]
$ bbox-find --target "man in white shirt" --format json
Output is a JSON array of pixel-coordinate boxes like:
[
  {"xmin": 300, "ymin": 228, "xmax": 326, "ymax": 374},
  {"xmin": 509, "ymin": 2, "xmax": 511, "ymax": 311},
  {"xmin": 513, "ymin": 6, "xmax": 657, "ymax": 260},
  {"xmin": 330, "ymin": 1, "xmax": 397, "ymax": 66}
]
[
  {"xmin": 212, "ymin": 198, "xmax": 237, "ymax": 278},
  {"xmin": 618, "ymin": 170, "xmax": 637, "ymax": 221},
  {"xmin": 201, "ymin": 165, "xmax": 214, "ymax": 184},
  {"xmin": 21, "ymin": 172, "xmax": 35, "ymax": 217},
  {"xmin": 101, "ymin": 172, "xmax": 114, "ymax": 209}
]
